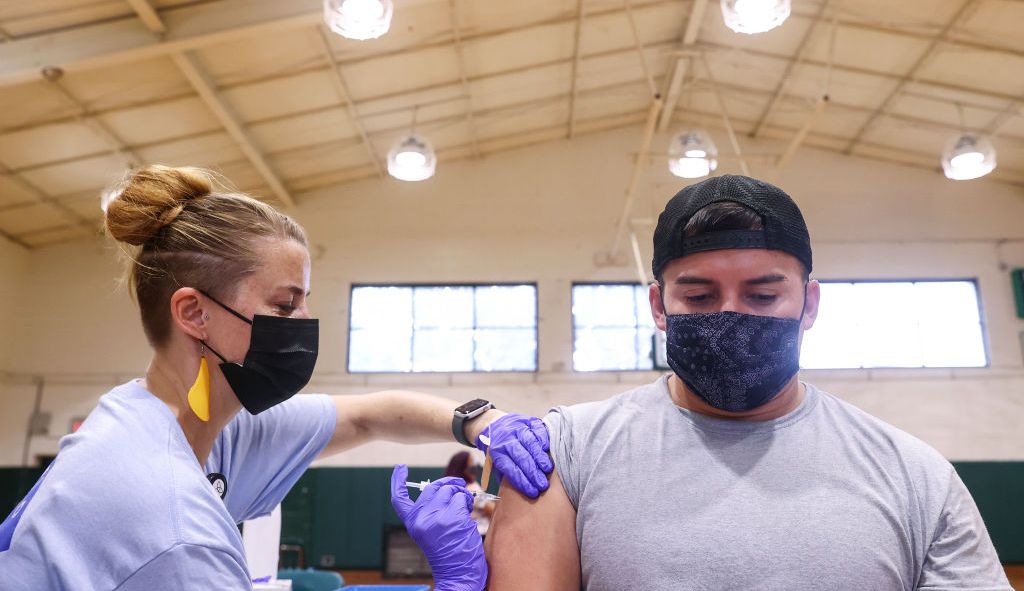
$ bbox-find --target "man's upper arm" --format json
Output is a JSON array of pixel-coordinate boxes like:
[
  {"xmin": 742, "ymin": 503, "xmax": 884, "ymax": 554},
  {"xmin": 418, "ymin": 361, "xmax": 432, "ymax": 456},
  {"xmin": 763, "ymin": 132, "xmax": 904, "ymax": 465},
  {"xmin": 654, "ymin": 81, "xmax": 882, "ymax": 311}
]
[{"xmin": 485, "ymin": 467, "xmax": 580, "ymax": 590}]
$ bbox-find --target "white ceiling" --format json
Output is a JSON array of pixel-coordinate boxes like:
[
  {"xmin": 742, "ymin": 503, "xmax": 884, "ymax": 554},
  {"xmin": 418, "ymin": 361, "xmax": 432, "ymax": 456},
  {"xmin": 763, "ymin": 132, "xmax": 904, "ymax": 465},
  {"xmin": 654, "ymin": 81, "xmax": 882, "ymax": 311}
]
[{"xmin": 0, "ymin": 0, "xmax": 1022, "ymax": 247}]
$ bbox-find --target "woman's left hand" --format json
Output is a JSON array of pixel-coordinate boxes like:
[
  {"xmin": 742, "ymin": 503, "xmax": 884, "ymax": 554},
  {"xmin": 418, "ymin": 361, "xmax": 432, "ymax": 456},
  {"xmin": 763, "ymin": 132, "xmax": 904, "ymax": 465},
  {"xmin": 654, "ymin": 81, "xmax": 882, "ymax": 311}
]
[
  {"xmin": 390, "ymin": 465, "xmax": 486, "ymax": 591},
  {"xmin": 475, "ymin": 413, "xmax": 553, "ymax": 498}
]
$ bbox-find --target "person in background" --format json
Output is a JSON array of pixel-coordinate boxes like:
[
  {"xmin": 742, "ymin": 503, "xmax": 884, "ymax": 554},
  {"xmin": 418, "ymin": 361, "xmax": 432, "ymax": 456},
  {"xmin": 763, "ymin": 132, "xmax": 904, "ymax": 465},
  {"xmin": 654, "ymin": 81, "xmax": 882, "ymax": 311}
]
[
  {"xmin": 0, "ymin": 165, "xmax": 551, "ymax": 591},
  {"xmin": 443, "ymin": 451, "xmax": 496, "ymax": 538}
]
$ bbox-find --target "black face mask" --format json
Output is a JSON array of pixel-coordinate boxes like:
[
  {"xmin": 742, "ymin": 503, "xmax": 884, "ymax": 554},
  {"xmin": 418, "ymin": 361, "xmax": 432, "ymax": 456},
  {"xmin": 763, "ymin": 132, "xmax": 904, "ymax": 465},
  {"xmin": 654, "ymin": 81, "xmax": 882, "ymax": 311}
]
[{"xmin": 200, "ymin": 290, "xmax": 319, "ymax": 415}]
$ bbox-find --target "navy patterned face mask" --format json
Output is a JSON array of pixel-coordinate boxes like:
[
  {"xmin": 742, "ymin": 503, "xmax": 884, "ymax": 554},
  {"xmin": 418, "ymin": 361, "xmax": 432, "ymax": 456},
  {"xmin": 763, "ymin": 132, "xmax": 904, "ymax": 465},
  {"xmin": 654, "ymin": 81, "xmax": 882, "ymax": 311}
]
[{"xmin": 665, "ymin": 311, "xmax": 801, "ymax": 412}]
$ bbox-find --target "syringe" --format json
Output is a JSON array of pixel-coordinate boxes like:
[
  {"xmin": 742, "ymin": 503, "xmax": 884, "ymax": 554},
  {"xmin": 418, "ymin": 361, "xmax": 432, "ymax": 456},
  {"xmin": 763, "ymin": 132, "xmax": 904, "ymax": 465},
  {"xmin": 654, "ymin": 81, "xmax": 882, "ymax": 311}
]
[{"xmin": 405, "ymin": 480, "xmax": 501, "ymax": 502}]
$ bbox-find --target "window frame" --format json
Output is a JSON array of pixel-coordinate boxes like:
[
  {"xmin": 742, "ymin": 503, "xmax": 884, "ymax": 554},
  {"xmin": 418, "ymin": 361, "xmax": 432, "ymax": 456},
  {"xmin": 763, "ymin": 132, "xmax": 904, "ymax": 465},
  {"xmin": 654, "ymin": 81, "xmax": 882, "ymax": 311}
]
[
  {"xmin": 346, "ymin": 282, "xmax": 540, "ymax": 374},
  {"xmin": 570, "ymin": 281, "xmax": 659, "ymax": 373},
  {"xmin": 804, "ymin": 277, "xmax": 990, "ymax": 370}
]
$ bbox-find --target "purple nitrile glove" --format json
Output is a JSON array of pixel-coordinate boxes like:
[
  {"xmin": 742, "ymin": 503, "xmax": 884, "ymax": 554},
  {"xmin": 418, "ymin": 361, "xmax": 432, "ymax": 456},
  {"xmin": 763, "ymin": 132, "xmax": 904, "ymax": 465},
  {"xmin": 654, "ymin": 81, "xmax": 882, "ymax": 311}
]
[
  {"xmin": 390, "ymin": 465, "xmax": 486, "ymax": 591},
  {"xmin": 475, "ymin": 413, "xmax": 553, "ymax": 498}
]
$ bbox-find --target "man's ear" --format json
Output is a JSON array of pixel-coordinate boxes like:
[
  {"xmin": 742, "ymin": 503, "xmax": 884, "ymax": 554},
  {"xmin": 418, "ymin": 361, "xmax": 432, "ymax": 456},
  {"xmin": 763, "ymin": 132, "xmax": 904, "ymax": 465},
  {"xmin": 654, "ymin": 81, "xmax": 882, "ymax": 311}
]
[
  {"xmin": 801, "ymin": 279, "xmax": 820, "ymax": 332},
  {"xmin": 649, "ymin": 282, "xmax": 667, "ymax": 331},
  {"xmin": 170, "ymin": 287, "xmax": 210, "ymax": 341}
]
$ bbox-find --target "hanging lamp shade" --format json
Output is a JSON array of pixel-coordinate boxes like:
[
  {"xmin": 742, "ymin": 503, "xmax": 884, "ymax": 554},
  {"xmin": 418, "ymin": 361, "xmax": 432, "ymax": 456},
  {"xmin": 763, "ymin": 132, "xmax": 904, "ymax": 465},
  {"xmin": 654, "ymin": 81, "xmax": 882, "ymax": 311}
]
[
  {"xmin": 323, "ymin": 0, "xmax": 393, "ymax": 40},
  {"xmin": 387, "ymin": 134, "xmax": 437, "ymax": 182},
  {"xmin": 942, "ymin": 133, "xmax": 996, "ymax": 181},
  {"xmin": 668, "ymin": 130, "xmax": 718, "ymax": 179},
  {"xmin": 720, "ymin": 0, "xmax": 791, "ymax": 34}
]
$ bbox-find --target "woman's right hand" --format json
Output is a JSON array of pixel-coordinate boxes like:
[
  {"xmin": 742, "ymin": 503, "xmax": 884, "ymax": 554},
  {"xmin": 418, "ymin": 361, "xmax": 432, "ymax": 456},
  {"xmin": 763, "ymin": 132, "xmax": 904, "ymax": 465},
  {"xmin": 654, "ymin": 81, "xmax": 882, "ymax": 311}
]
[{"xmin": 390, "ymin": 465, "xmax": 487, "ymax": 591}]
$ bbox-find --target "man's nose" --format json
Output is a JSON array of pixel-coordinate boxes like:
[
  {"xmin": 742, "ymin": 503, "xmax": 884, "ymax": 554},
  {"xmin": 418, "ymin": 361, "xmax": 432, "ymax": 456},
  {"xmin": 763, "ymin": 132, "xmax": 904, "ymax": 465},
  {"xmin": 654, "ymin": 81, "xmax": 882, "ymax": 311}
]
[{"xmin": 718, "ymin": 293, "xmax": 741, "ymax": 314}]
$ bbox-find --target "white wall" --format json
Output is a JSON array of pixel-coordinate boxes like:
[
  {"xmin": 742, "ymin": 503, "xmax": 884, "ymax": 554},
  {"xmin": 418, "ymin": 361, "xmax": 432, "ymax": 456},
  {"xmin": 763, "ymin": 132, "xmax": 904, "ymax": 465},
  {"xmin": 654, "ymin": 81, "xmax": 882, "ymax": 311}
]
[{"xmin": 2, "ymin": 125, "xmax": 1023, "ymax": 467}]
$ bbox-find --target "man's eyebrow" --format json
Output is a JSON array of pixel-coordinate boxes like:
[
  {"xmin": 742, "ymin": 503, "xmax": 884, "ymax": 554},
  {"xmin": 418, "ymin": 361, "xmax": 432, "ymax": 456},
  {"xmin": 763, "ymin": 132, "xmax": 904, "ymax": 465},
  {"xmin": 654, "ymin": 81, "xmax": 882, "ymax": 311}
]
[
  {"xmin": 284, "ymin": 285, "xmax": 310, "ymax": 297},
  {"xmin": 674, "ymin": 276, "xmax": 714, "ymax": 285},
  {"xmin": 744, "ymin": 273, "xmax": 788, "ymax": 285}
]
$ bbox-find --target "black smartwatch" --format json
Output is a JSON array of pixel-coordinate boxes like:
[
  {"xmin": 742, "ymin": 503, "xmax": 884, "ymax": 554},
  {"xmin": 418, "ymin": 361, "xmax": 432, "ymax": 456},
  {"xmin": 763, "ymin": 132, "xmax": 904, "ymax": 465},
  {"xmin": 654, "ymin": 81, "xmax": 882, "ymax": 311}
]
[{"xmin": 452, "ymin": 399, "xmax": 495, "ymax": 448}]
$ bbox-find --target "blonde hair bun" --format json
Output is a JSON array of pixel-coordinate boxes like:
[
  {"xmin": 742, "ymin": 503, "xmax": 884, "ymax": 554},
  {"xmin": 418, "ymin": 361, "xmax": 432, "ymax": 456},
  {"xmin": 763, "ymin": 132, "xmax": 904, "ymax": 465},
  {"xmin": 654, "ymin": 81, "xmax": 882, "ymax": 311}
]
[{"xmin": 105, "ymin": 164, "xmax": 214, "ymax": 246}]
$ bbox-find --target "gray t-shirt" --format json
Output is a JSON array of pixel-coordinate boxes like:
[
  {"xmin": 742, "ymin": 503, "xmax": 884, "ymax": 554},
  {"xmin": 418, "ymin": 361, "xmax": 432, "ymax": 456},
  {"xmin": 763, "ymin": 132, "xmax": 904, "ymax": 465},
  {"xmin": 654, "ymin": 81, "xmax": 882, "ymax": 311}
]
[{"xmin": 545, "ymin": 376, "xmax": 1010, "ymax": 591}]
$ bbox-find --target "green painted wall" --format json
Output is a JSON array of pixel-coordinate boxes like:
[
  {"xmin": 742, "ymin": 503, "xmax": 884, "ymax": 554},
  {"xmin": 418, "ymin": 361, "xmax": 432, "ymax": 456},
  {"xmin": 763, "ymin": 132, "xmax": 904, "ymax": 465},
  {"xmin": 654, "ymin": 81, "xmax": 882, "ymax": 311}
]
[{"xmin": 2, "ymin": 462, "xmax": 1021, "ymax": 566}]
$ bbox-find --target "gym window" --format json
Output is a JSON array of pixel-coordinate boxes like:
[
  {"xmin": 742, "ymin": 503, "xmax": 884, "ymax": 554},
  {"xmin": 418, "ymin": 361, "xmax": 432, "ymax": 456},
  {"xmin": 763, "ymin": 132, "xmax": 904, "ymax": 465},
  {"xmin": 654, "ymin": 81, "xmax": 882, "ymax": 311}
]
[
  {"xmin": 800, "ymin": 280, "xmax": 987, "ymax": 369},
  {"xmin": 347, "ymin": 284, "xmax": 538, "ymax": 373},
  {"xmin": 572, "ymin": 283, "xmax": 660, "ymax": 371}
]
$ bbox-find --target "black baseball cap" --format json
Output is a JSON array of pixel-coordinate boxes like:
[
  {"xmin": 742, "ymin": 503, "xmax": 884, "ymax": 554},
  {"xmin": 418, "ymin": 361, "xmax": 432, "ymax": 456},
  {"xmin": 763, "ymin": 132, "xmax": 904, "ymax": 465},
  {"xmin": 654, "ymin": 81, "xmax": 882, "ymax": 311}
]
[{"xmin": 652, "ymin": 174, "xmax": 812, "ymax": 279}]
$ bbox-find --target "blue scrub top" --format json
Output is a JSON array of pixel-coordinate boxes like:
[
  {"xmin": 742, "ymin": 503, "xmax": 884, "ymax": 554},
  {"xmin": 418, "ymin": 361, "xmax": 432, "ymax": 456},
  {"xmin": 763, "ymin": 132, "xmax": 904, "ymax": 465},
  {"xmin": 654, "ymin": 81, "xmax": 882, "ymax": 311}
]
[{"xmin": 0, "ymin": 380, "xmax": 336, "ymax": 590}]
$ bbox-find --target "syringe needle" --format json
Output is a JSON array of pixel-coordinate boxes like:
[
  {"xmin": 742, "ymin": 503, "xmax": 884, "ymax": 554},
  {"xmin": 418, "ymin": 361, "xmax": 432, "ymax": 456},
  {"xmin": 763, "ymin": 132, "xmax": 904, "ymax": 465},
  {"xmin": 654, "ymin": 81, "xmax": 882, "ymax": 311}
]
[{"xmin": 405, "ymin": 480, "xmax": 501, "ymax": 501}]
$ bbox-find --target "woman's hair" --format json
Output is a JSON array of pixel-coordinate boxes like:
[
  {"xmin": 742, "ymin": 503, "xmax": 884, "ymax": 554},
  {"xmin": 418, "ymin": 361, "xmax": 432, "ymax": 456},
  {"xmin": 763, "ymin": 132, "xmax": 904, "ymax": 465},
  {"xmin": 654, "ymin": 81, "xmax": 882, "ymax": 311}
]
[
  {"xmin": 444, "ymin": 451, "xmax": 472, "ymax": 480},
  {"xmin": 104, "ymin": 164, "xmax": 307, "ymax": 346}
]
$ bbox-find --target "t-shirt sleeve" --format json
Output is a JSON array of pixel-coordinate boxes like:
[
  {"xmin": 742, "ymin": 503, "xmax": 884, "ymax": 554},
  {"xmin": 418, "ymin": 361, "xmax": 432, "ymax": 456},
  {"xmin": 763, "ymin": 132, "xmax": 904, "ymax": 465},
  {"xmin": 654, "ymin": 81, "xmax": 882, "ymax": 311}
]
[
  {"xmin": 916, "ymin": 469, "xmax": 1012, "ymax": 591},
  {"xmin": 543, "ymin": 407, "xmax": 581, "ymax": 510},
  {"xmin": 116, "ymin": 543, "xmax": 250, "ymax": 591},
  {"xmin": 208, "ymin": 393, "xmax": 337, "ymax": 523}
]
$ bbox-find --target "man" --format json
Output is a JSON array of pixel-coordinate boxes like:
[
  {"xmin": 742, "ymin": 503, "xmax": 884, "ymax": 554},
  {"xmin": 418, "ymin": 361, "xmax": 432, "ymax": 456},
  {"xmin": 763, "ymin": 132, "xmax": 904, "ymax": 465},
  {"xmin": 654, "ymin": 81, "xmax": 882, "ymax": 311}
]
[{"xmin": 485, "ymin": 175, "xmax": 1011, "ymax": 590}]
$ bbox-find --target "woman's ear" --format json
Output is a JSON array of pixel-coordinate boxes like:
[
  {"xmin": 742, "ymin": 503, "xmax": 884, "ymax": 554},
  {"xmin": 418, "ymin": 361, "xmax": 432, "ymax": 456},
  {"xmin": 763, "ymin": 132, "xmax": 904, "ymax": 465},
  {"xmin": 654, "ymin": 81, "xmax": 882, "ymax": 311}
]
[
  {"xmin": 170, "ymin": 287, "xmax": 209, "ymax": 341},
  {"xmin": 649, "ymin": 282, "xmax": 667, "ymax": 331}
]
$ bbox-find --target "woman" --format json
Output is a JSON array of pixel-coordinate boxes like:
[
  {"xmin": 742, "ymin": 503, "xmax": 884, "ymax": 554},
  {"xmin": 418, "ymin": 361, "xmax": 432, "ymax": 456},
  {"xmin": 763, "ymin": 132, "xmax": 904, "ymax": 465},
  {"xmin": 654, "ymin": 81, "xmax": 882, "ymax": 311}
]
[
  {"xmin": 443, "ymin": 451, "xmax": 496, "ymax": 538},
  {"xmin": 0, "ymin": 165, "xmax": 551, "ymax": 590}
]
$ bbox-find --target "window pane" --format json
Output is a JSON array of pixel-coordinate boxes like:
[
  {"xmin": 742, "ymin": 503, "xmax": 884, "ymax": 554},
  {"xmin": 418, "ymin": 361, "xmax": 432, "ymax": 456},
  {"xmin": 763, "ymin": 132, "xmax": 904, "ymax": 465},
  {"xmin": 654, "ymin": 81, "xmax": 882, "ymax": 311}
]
[
  {"xmin": 476, "ymin": 285, "xmax": 536, "ymax": 328},
  {"xmin": 349, "ymin": 283, "xmax": 537, "ymax": 373},
  {"xmin": 800, "ymin": 283, "xmax": 861, "ymax": 369},
  {"xmin": 413, "ymin": 329, "xmax": 474, "ymax": 372},
  {"xmin": 349, "ymin": 328, "xmax": 411, "ymax": 372},
  {"xmin": 572, "ymin": 285, "xmax": 639, "ymax": 328},
  {"xmin": 350, "ymin": 287, "xmax": 411, "ymax": 330},
  {"xmin": 414, "ymin": 286, "xmax": 473, "ymax": 329},
  {"xmin": 475, "ymin": 328, "xmax": 537, "ymax": 371},
  {"xmin": 636, "ymin": 326, "xmax": 655, "ymax": 370},
  {"xmin": 800, "ymin": 280, "xmax": 986, "ymax": 369},
  {"xmin": 634, "ymin": 286, "xmax": 656, "ymax": 328},
  {"xmin": 574, "ymin": 327, "xmax": 641, "ymax": 371}
]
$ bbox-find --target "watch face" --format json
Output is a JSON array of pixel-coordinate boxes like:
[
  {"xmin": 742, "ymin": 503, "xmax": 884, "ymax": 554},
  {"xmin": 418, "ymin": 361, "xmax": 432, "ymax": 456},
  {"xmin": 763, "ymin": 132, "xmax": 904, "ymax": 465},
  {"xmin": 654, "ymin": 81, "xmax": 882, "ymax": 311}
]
[{"xmin": 455, "ymin": 399, "xmax": 490, "ymax": 415}]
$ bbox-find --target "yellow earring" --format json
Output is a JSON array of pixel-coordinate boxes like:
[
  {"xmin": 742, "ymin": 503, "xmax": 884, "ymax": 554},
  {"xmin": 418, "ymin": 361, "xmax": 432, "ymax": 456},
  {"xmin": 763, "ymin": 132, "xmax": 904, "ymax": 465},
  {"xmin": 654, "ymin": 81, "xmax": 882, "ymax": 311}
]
[{"xmin": 187, "ymin": 346, "xmax": 211, "ymax": 422}]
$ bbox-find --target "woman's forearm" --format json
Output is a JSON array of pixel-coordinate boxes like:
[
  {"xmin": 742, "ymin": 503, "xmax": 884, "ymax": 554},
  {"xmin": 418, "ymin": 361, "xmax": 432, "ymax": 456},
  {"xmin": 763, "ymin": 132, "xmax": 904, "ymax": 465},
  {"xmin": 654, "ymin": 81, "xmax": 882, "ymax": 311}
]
[{"xmin": 324, "ymin": 390, "xmax": 503, "ymax": 456}]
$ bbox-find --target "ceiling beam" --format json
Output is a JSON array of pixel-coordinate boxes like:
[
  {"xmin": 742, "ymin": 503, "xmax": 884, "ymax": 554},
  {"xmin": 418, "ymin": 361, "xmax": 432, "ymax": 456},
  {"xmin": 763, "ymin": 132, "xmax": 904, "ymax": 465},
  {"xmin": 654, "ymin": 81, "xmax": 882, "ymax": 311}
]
[
  {"xmin": 0, "ymin": 158, "xmax": 99, "ymax": 243},
  {"xmin": 4, "ymin": 2, "xmax": 1021, "ymax": 134},
  {"xmin": 749, "ymin": 0, "xmax": 831, "ymax": 138},
  {"xmin": 842, "ymin": 0, "xmax": 981, "ymax": 154},
  {"xmin": 171, "ymin": 51, "xmax": 295, "ymax": 207},
  {"xmin": 0, "ymin": 0, "xmax": 670, "ymax": 88},
  {"xmin": 13, "ymin": 88, "xmax": 1024, "ymax": 245},
  {"xmin": 314, "ymin": 26, "xmax": 384, "ymax": 176},
  {"xmin": 656, "ymin": 0, "xmax": 707, "ymax": 131},
  {"xmin": 567, "ymin": 0, "xmax": 585, "ymax": 139},
  {"xmin": 689, "ymin": 78, "xmax": 1024, "ymax": 147},
  {"xmin": 44, "ymin": 71, "xmax": 142, "ymax": 169},
  {"xmin": 788, "ymin": 6, "xmax": 1024, "ymax": 62},
  {"xmin": 125, "ymin": 0, "xmax": 167, "ymax": 34},
  {"xmin": 983, "ymin": 95, "xmax": 1024, "ymax": 136},
  {"xmin": 11, "ymin": 42, "xmax": 1024, "ymax": 183},
  {"xmin": 4, "ymin": 76, "xmax": 668, "ymax": 213},
  {"xmin": 0, "ymin": 0, "xmax": 324, "ymax": 87},
  {"xmin": 448, "ymin": 0, "xmax": 480, "ymax": 157}
]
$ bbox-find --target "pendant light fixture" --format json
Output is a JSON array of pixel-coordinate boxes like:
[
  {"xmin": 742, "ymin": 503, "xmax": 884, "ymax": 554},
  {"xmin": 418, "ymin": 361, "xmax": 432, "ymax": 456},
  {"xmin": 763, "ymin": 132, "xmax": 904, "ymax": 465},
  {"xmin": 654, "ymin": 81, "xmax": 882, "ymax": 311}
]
[
  {"xmin": 324, "ymin": 0, "xmax": 393, "ymax": 40},
  {"xmin": 387, "ymin": 107, "xmax": 436, "ymax": 181},
  {"xmin": 942, "ymin": 133, "xmax": 996, "ymax": 180},
  {"xmin": 387, "ymin": 134, "xmax": 437, "ymax": 181},
  {"xmin": 721, "ymin": 0, "xmax": 791, "ymax": 34},
  {"xmin": 942, "ymin": 104, "xmax": 996, "ymax": 181},
  {"xmin": 668, "ymin": 130, "xmax": 718, "ymax": 179}
]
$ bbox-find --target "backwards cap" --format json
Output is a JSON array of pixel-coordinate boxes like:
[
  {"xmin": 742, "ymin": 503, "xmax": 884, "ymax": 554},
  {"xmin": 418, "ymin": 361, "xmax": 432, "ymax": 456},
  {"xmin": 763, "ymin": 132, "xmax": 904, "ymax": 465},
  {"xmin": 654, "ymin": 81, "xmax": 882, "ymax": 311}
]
[{"xmin": 652, "ymin": 174, "xmax": 812, "ymax": 279}]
